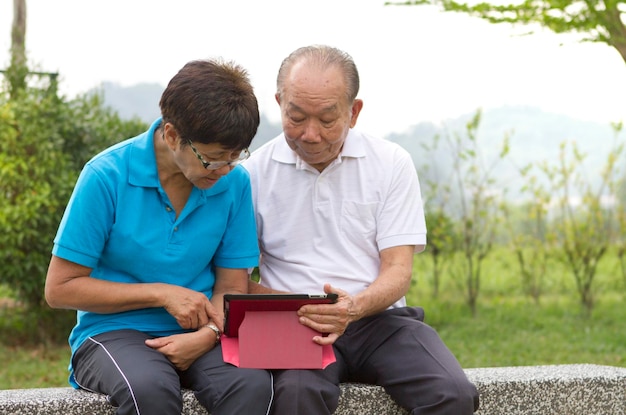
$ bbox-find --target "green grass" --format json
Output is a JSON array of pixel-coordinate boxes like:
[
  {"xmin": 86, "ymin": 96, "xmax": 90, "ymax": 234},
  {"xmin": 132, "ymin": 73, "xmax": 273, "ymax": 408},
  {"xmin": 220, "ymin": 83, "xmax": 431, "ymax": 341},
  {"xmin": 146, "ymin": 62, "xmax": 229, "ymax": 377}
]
[
  {"xmin": 414, "ymin": 293, "xmax": 626, "ymax": 368},
  {"xmin": 1, "ymin": 248, "xmax": 625, "ymax": 389},
  {"xmin": 408, "ymin": 247, "xmax": 626, "ymax": 369},
  {"xmin": 0, "ymin": 344, "xmax": 70, "ymax": 389}
]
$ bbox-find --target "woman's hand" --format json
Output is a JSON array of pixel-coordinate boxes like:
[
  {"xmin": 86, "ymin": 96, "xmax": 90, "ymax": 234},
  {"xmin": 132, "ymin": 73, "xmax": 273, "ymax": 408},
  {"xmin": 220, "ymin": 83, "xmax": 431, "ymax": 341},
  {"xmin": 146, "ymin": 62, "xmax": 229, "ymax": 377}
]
[
  {"xmin": 145, "ymin": 328, "xmax": 218, "ymax": 371},
  {"xmin": 162, "ymin": 285, "xmax": 220, "ymax": 330}
]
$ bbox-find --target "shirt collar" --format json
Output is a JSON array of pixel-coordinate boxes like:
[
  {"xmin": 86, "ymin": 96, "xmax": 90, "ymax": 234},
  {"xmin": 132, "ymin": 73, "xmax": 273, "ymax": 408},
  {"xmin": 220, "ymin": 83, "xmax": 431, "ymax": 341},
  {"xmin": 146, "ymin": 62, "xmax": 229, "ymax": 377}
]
[
  {"xmin": 271, "ymin": 129, "xmax": 366, "ymax": 168},
  {"xmin": 129, "ymin": 118, "xmax": 162, "ymax": 188}
]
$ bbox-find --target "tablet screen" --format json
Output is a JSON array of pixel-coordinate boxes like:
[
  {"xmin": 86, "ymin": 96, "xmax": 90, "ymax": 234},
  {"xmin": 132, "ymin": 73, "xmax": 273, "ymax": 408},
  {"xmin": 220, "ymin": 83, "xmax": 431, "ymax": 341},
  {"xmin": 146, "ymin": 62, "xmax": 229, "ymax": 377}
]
[{"xmin": 223, "ymin": 293, "xmax": 338, "ymax": 337}]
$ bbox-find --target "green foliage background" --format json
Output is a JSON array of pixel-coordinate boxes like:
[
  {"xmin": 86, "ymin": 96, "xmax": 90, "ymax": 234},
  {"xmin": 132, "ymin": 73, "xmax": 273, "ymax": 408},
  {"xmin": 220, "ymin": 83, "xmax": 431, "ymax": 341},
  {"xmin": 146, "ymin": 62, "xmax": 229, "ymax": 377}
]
[{"xmin": 0, "ymin": 79, "xmax": 147, "ymax": 340}]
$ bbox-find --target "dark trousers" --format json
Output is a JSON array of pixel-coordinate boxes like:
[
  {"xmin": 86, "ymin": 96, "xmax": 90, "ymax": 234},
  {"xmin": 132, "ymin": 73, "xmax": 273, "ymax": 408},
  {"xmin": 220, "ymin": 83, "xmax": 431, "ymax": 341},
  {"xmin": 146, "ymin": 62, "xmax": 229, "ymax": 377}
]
[
  {"xmin": 270, "ymin": 307, "xmax": 479, "ymax": 415},
  {"xmin": 72, "ymin": 329, "xmax": 273, "ymax": 415}
]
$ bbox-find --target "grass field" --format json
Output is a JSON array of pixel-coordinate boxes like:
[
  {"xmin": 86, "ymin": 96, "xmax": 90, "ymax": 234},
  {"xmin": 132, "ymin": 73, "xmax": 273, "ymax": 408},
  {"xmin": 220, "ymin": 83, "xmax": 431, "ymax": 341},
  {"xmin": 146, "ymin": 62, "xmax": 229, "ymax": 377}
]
[
  {"xmin": 1, "ymin": 249, "xmax": 625, "ymax": 389},
  {"xmin": 407, "ymin": 248, "xmax": 626, "ymax": 369}
]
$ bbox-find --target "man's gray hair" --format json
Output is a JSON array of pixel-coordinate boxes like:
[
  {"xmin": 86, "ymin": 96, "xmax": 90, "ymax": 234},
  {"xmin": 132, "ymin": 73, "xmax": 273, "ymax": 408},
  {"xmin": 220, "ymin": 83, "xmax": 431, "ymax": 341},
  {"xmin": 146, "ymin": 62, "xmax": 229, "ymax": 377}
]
[{"xmin": 276, "ymin": 45, "xmax": 360, "ymax": 103}]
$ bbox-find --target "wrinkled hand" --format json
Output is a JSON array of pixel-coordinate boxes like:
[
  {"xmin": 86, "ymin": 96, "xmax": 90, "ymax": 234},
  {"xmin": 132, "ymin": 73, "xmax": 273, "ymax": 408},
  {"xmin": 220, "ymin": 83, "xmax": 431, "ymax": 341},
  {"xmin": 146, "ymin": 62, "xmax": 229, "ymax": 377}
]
[
  {"xmin": 162, "ymin": 285, "xmax": 220, "ymax": 330},
  {"xmin": 297, "ymin": 284, "xmax": 358, "ymax": 346},
  {"xmin": 145, "ymin": 332, "xmax": 208, "ymax": 371}
]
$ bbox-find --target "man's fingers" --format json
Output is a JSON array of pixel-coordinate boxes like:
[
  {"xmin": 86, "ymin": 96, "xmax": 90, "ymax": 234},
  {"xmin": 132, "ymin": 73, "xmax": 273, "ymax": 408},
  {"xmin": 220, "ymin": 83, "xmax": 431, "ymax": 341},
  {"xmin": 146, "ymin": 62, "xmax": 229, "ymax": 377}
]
[{"xmin": 313, "ymin": 333, "xmax": 339, "ymax": 346}]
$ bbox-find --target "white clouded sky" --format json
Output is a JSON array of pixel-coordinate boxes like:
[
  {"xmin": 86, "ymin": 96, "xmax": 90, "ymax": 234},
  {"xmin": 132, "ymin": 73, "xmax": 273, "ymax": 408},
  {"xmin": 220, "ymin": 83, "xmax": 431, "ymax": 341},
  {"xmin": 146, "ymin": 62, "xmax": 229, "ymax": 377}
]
[{"xmin": 1, "ymin": 0, "xmax": 625, "ymax": 137}]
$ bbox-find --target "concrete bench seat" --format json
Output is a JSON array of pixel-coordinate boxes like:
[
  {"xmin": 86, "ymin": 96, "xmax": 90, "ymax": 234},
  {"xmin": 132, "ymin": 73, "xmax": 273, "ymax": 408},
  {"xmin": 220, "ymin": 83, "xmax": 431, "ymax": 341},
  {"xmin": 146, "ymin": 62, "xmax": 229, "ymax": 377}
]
[{"xmin": 1, "ymin": 364, "xmax": 625, "ymax": 414}]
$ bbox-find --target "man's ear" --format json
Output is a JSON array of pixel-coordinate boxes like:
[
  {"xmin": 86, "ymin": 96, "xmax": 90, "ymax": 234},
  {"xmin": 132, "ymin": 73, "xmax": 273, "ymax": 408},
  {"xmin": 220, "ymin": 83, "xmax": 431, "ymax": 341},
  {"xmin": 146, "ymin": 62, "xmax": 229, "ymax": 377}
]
[{"xmin": 350, "ymin": 99, "xmax": 364, "ymax": 128}]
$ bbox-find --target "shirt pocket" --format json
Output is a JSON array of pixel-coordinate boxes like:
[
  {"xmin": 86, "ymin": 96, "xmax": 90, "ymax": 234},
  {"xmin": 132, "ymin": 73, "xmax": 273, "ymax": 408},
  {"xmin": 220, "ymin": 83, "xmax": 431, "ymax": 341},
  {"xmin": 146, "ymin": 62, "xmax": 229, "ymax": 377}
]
[{"xmin": 340, "ymin": 201, "xmax": 378, "ymax": 240}]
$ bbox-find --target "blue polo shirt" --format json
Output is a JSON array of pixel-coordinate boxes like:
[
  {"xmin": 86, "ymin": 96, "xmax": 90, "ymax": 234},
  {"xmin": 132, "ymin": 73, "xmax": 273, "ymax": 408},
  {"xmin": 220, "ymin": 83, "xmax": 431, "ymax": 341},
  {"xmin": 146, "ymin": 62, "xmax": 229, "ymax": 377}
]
[{"xmin": 52, "ymin": 119, "xmax": 259, "ymax": 387}]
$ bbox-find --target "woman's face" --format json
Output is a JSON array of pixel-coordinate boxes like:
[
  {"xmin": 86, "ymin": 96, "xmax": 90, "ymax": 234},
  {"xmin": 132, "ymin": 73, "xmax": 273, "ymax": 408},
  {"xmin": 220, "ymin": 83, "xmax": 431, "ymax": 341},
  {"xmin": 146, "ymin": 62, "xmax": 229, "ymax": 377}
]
[{"xmin": 162, "ymin": 123, "xmax": 238, "ymax": 189}]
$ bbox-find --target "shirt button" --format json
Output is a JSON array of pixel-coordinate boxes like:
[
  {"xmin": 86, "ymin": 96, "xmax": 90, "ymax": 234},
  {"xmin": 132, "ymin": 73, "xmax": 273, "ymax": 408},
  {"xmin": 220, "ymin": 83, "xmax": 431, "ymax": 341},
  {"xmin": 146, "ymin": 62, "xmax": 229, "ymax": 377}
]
[
  {"xmin": 166, "ymin": 206, "xmax": 172, "ymax": 212},
  {"xmin": 174, "ymin": 227, "xmax": 178, "ymax": 232}
]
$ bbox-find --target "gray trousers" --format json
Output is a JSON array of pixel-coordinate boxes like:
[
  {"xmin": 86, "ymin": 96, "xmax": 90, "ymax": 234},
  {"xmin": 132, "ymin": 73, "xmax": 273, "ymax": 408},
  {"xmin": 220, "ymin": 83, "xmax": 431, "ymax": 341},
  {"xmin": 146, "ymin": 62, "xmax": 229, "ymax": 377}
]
[
  {"xmin": 270, "ymin": 307, "xmax": 480, "ymax": 415},
  {"xmin": 72, "ymin": 329, "xmax": 273, "ymax": 415}
]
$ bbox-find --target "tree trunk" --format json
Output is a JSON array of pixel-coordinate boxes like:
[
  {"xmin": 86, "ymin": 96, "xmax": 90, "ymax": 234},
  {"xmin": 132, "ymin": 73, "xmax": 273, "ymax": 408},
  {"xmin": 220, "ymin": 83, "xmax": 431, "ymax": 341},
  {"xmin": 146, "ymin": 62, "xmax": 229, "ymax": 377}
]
[
  {"xmin": 604, "ymin": 1, "xmax": 626, "ymax": 64},
  {"xmin": 611, "ymin": 38, "xmax": 626, "ymax": 64},
  {"xmin": 9, "ymin": 0, "xmax": 27, "ymax": 97}
]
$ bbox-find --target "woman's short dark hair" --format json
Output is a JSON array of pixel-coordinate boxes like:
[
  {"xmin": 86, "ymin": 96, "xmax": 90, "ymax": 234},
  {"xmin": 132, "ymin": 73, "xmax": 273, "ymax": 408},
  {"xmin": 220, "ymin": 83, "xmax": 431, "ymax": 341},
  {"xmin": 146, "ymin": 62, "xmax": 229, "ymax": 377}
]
[{"xmin": 159, "ymin": 59, "xmax": 259, "ymax": 150}]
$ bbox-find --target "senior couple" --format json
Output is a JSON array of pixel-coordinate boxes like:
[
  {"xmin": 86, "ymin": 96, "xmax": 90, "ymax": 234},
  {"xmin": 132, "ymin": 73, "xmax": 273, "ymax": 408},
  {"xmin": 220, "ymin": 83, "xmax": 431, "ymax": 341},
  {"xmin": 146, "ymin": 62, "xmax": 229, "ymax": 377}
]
[{"xmin": 45, "ymin": 45, "xmax": 479, "ymax": 415}]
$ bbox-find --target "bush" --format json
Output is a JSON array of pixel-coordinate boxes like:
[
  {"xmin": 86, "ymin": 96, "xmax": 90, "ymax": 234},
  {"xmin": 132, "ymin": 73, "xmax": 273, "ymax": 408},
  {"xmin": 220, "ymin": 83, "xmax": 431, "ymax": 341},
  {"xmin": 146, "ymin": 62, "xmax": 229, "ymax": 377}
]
[{"xmin": 0, "ymin": 85, "xmax": 147, "ymax": 341}]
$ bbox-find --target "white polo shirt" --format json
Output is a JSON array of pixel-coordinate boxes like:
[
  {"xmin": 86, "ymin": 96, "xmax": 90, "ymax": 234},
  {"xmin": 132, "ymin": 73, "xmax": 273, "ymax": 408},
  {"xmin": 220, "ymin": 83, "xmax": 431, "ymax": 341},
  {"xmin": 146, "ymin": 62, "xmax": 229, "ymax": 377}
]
[{"xmin": 243, "ymin": 129, "xmax": 426, "ymax": 308}]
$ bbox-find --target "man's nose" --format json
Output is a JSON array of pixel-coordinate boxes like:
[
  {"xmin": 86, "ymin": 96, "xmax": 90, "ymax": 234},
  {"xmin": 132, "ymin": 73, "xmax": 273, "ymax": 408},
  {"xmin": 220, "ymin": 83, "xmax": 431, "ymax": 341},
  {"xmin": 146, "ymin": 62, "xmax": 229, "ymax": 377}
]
[{"xmin": 300, "ymin": 121, "xmax": 322, "ymax": 142}]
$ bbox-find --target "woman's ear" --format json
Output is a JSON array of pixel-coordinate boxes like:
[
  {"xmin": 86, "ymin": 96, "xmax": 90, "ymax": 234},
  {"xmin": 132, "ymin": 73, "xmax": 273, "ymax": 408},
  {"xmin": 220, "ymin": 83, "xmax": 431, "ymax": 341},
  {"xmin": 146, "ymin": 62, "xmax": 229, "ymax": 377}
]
[{"xmin": 162, "ymin": 123, "xmax": 180, "ymax": 150}]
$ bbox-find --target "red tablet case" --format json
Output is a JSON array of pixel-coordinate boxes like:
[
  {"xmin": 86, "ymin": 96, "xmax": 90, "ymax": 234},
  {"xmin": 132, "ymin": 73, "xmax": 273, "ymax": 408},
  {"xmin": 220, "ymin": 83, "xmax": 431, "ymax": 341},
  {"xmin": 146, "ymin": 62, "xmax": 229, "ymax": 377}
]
[{"xmin": 221, "ymin": 294, "xmax": 337, "ymax": 369}]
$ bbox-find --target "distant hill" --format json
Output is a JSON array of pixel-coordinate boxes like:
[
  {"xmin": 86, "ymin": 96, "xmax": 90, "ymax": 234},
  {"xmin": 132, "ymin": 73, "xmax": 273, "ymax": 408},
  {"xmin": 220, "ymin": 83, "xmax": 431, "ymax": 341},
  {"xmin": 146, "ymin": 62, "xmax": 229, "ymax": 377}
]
[
  {"xmin": 390, "ymin": 105, "xmax": 619, "ymax": 165},
  {"xmin": 96, "ymin": 81, "xmax": 162, "ymax": 124},
  {"xmin": 94, "ymin": 82, "xmax": 281, "ymax": 150},
  {"xmin": 389, "ymin": 106, "xmax": 622, "ymax": 198},
  {"xmin": 97, "ymin": 82, "xmax": 623, "ymax": 197}
]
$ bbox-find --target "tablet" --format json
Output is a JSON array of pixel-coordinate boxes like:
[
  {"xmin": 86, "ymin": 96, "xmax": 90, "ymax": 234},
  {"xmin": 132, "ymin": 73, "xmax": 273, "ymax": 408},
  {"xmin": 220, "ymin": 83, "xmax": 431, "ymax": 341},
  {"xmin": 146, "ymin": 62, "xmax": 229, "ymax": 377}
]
[{"xmin": 223, "ymin": 293, "xmax": 338, "ymax": 337}]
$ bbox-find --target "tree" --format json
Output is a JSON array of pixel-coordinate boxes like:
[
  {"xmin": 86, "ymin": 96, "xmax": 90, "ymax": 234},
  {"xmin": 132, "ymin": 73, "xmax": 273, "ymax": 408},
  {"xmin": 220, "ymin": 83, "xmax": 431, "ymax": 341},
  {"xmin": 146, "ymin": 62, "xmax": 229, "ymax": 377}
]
[
  {"xmin": 390, "ymin": 0, "xmax": 626, "ymax": 64},
  {"xmin": 436, "ymin": 110, "xmax": 509, "ymax": 315},
  {"xmin": 6, "ymin": 0, "xmax": 27, "ymax": 98},
  {"xmin": 1, "ymin": 0, "xmax": 148, "ymax": 344},
  {"xmin": 502, "ymin": 165, "xmax": 554, "ymax": 303},
  {"xmin": 423, "ymin": 210, "xmax": 458, "ymax": 298},
  {"xmin": 0, "ymin": 80, "xmax": 147, "ymax": 342},
  {"xmin": 537, "ymin": 128, "xmax": 624, "ymax": 315},
  {"xmin": 3, "ymin": 0, "xmax": 58, "ymax": 98},
  {"xmin": 416, "ymin": 135, "xmax": 461, "ymax": 298},
  {"xmin": 0, "ymin": 91, "xmax": 73, "ymax": 306},
  {"xmin": 617, "ymin": 169, "xmax": 626, "ymax": 290}
]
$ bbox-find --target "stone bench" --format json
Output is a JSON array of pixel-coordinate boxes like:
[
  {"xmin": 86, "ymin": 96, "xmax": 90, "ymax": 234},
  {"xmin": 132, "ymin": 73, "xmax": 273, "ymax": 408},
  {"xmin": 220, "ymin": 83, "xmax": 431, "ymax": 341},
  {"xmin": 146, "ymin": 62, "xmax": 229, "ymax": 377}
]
[{"xmin": 1, "ymin": 364, "xmax": 625, "ymax": 414}]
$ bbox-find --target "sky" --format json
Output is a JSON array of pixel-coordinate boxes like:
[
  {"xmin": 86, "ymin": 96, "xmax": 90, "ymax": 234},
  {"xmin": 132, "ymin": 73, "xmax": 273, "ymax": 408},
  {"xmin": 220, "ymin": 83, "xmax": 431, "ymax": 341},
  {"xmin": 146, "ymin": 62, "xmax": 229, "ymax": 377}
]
[{"xmin": 1, "ymin": 0, "xmax": 625, "ymax": 137}]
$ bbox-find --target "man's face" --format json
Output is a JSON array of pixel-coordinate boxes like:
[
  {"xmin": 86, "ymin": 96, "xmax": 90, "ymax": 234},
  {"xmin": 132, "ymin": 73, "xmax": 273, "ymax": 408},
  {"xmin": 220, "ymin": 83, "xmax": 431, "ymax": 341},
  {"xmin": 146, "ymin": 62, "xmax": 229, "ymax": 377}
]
[{"xmin": 276, "ymin": 62, "xmax": 362, "ymax": 172}]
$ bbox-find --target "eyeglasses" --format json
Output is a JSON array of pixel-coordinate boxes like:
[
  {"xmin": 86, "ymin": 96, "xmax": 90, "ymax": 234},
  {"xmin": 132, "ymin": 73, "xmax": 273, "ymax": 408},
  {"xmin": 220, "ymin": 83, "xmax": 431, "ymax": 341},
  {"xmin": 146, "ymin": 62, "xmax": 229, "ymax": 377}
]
[{"xmin": 187, "ymin": 141, "xmax": 250, "ymax": 170}]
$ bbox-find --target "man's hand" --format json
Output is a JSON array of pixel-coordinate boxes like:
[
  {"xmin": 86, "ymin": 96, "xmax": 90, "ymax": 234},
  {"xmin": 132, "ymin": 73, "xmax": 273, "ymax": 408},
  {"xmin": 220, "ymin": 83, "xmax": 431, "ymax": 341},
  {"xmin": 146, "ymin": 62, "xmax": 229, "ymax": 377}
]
[
  {"xmin": 161, "ymin": 285, "xmax": 220, "ymax": 330},
  {"xmin": 296, "ymin": 284, "xmax": 360, "ymax": 345}
]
